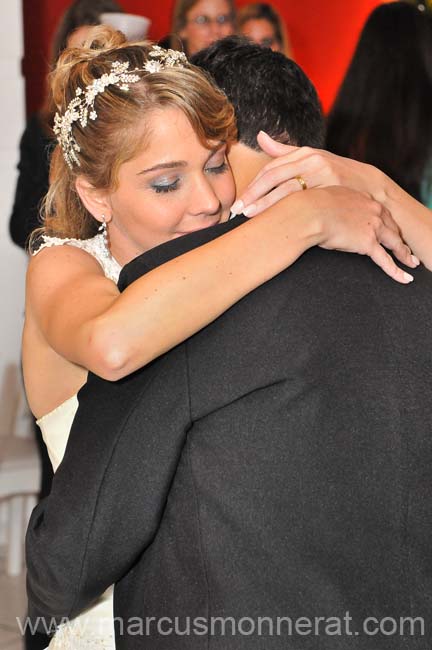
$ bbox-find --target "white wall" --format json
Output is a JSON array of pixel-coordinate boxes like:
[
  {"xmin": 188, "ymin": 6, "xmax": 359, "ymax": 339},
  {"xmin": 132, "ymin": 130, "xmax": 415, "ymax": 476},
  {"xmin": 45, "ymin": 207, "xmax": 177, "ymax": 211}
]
[{"xmin": 0, "ymin": 1, "xmax": 26, "ymax": 425}]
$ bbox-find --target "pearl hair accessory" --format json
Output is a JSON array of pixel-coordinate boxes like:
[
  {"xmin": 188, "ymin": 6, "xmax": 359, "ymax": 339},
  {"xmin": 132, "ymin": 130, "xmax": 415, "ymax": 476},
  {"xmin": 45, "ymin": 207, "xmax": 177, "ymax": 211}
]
[{"xmin": 54, "ymin": 46, "xmax": 188, "ymax": 169}]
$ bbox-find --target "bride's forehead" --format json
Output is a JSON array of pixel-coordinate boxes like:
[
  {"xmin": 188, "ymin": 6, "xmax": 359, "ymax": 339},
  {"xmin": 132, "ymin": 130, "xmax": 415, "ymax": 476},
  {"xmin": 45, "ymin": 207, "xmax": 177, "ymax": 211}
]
[
  {"xmin": 145, "ymin": 107, "xmax": 196, "ymax": 137},
  {"xmin": 132, "ymin": 109, "xmax": 214, "ymax": 161}
]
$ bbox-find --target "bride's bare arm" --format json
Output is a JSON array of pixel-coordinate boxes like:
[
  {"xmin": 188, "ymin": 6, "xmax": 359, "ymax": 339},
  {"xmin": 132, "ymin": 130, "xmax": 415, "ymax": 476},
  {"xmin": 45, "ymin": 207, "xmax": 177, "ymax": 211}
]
[
  {"xmin": 235, "ymin": 132, "xmax": 432, "ymax": 269},
  {"xmin": 26, "ymin": 186, "xmax": 415, "ymax": 382}
]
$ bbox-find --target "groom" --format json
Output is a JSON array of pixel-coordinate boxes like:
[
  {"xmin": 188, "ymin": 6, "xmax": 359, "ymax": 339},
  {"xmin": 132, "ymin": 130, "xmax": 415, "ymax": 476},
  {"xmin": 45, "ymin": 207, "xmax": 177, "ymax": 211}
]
[{"xmin": 26, "ymin": 39, "xmax": 432, "ymax": 648}]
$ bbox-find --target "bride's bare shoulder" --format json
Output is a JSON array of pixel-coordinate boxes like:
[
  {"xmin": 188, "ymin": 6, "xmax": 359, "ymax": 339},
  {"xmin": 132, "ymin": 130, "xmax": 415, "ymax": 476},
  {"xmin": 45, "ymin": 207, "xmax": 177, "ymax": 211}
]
[
  {"xmin": 26, "ymin": 241, "xmax": 112, "ymax": 320},
  {"xmin": 28, "ymin": 238, "xmax": 105, "ymax": 280}
]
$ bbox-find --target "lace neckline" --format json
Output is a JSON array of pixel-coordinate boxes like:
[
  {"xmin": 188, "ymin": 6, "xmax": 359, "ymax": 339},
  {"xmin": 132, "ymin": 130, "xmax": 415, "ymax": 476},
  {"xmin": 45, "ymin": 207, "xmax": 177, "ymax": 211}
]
[{"xmin": 33, "ymin": 232, "xmax": 122, "ymax": 283}]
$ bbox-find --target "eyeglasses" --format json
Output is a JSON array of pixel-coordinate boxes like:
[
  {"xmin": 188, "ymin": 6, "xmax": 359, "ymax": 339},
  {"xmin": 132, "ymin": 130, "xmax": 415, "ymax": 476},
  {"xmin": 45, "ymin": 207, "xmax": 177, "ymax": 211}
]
[
  {"xmin": 258, "ymin": 37, "xmax": 276, "ymax": 48},
  {"xmin": 188, "ymin": 13, "xmax": 233, "ymax": 27}
]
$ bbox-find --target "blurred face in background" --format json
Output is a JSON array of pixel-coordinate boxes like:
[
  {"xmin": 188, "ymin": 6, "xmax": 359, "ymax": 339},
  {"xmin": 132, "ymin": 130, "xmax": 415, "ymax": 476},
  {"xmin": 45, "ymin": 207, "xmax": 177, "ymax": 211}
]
[
  {"xmin": 240, "ymin": 17, "xmax": 282, "ymax": 52},
  {"xmin": 66, "ymin": 24, "xmax": 94, "ymax": 48},
  {"xmin": 180, "ymin": 0, "xmax": 235, "ymax": 55}
]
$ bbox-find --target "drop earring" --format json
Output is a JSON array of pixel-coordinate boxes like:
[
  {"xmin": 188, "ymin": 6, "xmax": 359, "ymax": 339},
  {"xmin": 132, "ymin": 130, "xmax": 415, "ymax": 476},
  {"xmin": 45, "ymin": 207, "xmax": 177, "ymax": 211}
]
[{"xmin": 98, "ymin": 215, "xmax": 110, "ymax": 259}]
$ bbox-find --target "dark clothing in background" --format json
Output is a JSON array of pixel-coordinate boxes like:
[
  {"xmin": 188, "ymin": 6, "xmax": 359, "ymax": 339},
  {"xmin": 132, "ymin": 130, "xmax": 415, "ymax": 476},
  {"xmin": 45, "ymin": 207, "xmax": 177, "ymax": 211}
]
[
  {"xmin": 9, "ymin": 113, "xmax": 53, "ymax": 250},
  {"xmin": 27, "ymin": 216, "xmax": 432, "ymax": 648}
]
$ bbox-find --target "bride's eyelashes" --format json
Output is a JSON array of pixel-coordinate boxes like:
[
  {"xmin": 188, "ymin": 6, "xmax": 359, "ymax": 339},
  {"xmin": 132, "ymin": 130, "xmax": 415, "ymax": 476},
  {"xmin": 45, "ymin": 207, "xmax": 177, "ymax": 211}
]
[
  {"xmin": 206, "ymin": 161, "xmax": 228, "ymax": 176},
  {"xmin": 150, "ymin": 161, "xmax": 229, "ymax": 195},
  {"xmin": 151, "ymin": 178, "xmax": 180, "ymax": 194}
]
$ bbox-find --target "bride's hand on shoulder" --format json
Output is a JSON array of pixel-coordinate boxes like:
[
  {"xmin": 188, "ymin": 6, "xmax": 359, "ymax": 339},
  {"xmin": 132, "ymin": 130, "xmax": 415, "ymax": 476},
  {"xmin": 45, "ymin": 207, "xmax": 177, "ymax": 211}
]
[
  {"xmin": 308, "ymin": 186, "xmax": 418, "ymax": 283},
  {"xmin": 231, "ymin": 132, "xmax": 418, "ymax": 284},
  {"xmin": 231, "ymin": 131, "xmax": 387, "ymax": 217},
  {"xmin": 265, "ymin": 185, "xmax": 418, "ymax": 285},
  {"xmin": 236, "ymin": 131, "xmax": 432, "ymax": 272}
]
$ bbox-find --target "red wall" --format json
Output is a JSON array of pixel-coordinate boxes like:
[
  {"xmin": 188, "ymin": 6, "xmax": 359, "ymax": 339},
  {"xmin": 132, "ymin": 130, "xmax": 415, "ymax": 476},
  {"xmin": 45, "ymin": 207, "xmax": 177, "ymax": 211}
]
[{"xmin": 23, "ymin": 0, "xmax": 387, "ymax": 116}]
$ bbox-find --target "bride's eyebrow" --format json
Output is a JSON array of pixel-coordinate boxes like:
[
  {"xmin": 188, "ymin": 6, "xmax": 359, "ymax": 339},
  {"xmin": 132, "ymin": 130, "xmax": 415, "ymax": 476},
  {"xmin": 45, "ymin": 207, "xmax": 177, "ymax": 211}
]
[{"xmin": 137, "ymin": 161, "xmax": 187, "ymax": 175}]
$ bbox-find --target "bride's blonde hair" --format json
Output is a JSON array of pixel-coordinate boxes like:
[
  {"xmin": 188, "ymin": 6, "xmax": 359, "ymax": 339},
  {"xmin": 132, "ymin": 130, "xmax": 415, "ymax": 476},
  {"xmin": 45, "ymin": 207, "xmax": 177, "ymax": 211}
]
[{"xmin": 42, "ymin": 26, "xmax": 237, "ymax": 241}]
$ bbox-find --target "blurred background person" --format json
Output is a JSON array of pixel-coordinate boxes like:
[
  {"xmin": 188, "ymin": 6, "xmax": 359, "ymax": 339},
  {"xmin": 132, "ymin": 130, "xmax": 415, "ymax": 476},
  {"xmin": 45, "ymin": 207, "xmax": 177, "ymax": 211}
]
[
  {"xmin": 237, "ymin": 2, "xmax": 292, "ymax": 57},
  {"xmin": 9, "ymin": 0, "xmax": 124, "ymax": 251},
  {"xmin": 170, "ymin": 0, "xmax": 235, "ymax": 56},
  {"xmin": 51, "ymin": 0, "xmax": 124, "ymax": 55},
  {"xmin": 326, "ymin": 1, "xmax": 432, "ymax": 208}
]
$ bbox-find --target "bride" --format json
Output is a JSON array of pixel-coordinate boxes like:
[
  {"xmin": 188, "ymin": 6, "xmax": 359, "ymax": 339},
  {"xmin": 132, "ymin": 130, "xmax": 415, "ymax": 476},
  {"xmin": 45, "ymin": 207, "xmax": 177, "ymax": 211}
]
[{"xmin": 24, "ymin": 27, "xmax": 423, "ymax": 649}]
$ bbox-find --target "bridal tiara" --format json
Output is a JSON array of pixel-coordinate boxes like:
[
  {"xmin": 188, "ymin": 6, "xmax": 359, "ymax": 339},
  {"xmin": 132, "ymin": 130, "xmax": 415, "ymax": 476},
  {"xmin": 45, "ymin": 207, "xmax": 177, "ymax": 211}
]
[{"xmin": 54, "ymin": 45, "xmax": 188, "ymax": 168}]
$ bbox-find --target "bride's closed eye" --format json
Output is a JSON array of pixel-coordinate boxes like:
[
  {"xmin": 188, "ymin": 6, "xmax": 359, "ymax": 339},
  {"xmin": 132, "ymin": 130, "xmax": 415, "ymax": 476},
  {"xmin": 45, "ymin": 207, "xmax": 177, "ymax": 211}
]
[
  {"xmin": 206, "ymin": 161, "xmax": 228, "ymax": 175},
  {"xmin": 151, "ymin": 178, "xmax": 180, "ymax": 194},
  {"xmin": 205, "ymin": 146, "xmax": 229, "ymax": 176},
  {"xmin": 150, "ymin": 159, "xmax": 228, "ymax": 194}
]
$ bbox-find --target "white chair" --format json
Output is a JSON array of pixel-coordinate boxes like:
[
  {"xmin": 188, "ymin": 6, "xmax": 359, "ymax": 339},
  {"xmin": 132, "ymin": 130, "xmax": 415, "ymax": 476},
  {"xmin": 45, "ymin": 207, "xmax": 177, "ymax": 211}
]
[{"xmin": 0, "ymin": 363, "xmax": 41, "ymax": 576}]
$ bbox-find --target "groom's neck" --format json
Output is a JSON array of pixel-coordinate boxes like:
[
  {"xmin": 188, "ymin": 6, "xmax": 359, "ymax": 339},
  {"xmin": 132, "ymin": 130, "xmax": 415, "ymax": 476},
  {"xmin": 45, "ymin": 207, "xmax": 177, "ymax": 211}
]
[{"xmin": 228, "ymin": 142, "xmax": 272, "ymax": 197}]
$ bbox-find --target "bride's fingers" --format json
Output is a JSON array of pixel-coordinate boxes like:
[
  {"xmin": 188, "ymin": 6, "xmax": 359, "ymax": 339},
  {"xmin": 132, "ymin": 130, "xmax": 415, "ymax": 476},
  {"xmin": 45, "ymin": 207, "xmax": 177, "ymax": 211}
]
[
  {"xmin": 256, "ymin": 131, "xmax": 300, "ymax": 157},
  {"xmin": 366, "ymin": 202, "xmax": 418, "ymax": 269},
  {"xmin": 250, "ymin": 148, "xmax": 333, "ymax": 189},
  {"xmin": 235, "ymin": 151, "xmax": 324, "ymax": 213},
  {"xmin": 235, "ymin": 180, "xmax": 302, "ymax": 217},
  {"xmin": 232, "ymin": 168, "xmax": 304, "ymax": 215},
  {"xmin": 251, "ymin": 149, "xmax": 312, "ymax": 184},
  {"xmin": 368, "ymin": 243, "xmax": 414, "ymax": 284},
  {"xmin": 377, "ymin": 223, "xmax": 419, "ymax": 269},
  {"xmin": 380, "ymin": 207, "xmax": 403, "ymax": 235}
]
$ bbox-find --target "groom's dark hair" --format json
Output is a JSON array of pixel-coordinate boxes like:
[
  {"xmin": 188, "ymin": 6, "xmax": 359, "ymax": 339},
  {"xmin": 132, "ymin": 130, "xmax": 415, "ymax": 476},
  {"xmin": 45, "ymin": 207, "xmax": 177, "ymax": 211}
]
[{"xmin": 191, "ymin": 36, "xmax": 325, "ymax": 151}]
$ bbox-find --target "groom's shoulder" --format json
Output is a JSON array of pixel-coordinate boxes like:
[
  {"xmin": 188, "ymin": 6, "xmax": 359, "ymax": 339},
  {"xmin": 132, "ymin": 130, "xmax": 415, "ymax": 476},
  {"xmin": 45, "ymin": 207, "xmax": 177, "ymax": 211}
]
[{"xmin": 118, "ymin": 216, "xmax": 248, "ymax": 290}]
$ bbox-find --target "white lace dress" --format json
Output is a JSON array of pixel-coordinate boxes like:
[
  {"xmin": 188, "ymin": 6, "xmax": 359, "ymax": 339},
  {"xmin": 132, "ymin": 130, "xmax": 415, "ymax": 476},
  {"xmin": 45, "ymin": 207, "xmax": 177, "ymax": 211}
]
[{"xmin": 33, "ymin": 233, "xmax": 121, "ymax": 649}]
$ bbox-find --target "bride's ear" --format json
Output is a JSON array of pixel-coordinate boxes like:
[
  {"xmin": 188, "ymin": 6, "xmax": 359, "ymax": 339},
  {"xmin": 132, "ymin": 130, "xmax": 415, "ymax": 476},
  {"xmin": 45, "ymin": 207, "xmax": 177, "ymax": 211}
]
[{"xmin": 75, "ymin": 176, "xmax": 112, "ymax": 226}]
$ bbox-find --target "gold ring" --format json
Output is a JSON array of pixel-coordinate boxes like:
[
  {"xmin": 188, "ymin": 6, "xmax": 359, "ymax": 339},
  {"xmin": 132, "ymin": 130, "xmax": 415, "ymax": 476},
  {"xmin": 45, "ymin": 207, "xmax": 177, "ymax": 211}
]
[{"xmin": 295, "ymin": 175, "xmax": 307, "ymax": 191}]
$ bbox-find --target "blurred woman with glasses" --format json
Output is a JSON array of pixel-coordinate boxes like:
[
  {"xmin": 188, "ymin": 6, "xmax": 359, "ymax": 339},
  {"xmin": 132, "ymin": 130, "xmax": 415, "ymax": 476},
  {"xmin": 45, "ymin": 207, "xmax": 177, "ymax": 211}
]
[
  {"xmin": 170, "ymin": 0, "xmax": 235, "ymax": 56},
  {"xmin": 237, "ymin": 3, "xmax": 292, "ymax": 57}
]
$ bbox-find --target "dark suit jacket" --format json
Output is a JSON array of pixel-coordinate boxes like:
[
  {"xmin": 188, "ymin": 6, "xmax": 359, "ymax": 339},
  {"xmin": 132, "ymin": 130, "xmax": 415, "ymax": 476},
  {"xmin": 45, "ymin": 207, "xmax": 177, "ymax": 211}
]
[{"xmin": 26, "ymin": 216, "xmax": 432, "ymax": 648}]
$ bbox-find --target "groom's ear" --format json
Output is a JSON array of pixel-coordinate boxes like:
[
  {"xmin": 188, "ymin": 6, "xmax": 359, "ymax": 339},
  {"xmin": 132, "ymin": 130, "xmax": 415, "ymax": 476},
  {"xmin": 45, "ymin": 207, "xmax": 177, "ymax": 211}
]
[{"xmin": 75, "ymin": 176, "xmax": 112, "ymax": 225}]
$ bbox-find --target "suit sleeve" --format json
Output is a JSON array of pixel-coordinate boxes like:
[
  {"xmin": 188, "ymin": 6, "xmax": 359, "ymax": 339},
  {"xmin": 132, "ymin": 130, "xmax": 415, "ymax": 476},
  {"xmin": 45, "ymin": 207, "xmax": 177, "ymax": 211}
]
[
  {"xmin": 117, "ymin": 216, "xmax": 247, "ymax": 289},
  {"xmin": 26, "ymin": 347, "xmax": 192, "ymax": 625}
]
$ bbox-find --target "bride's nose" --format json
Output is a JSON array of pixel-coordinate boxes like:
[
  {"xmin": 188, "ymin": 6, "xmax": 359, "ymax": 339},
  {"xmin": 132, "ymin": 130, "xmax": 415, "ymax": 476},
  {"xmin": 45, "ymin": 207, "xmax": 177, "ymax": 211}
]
[{"xmin": 190, "ymin": 176, "xmax": 221, "ymax": 216}]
